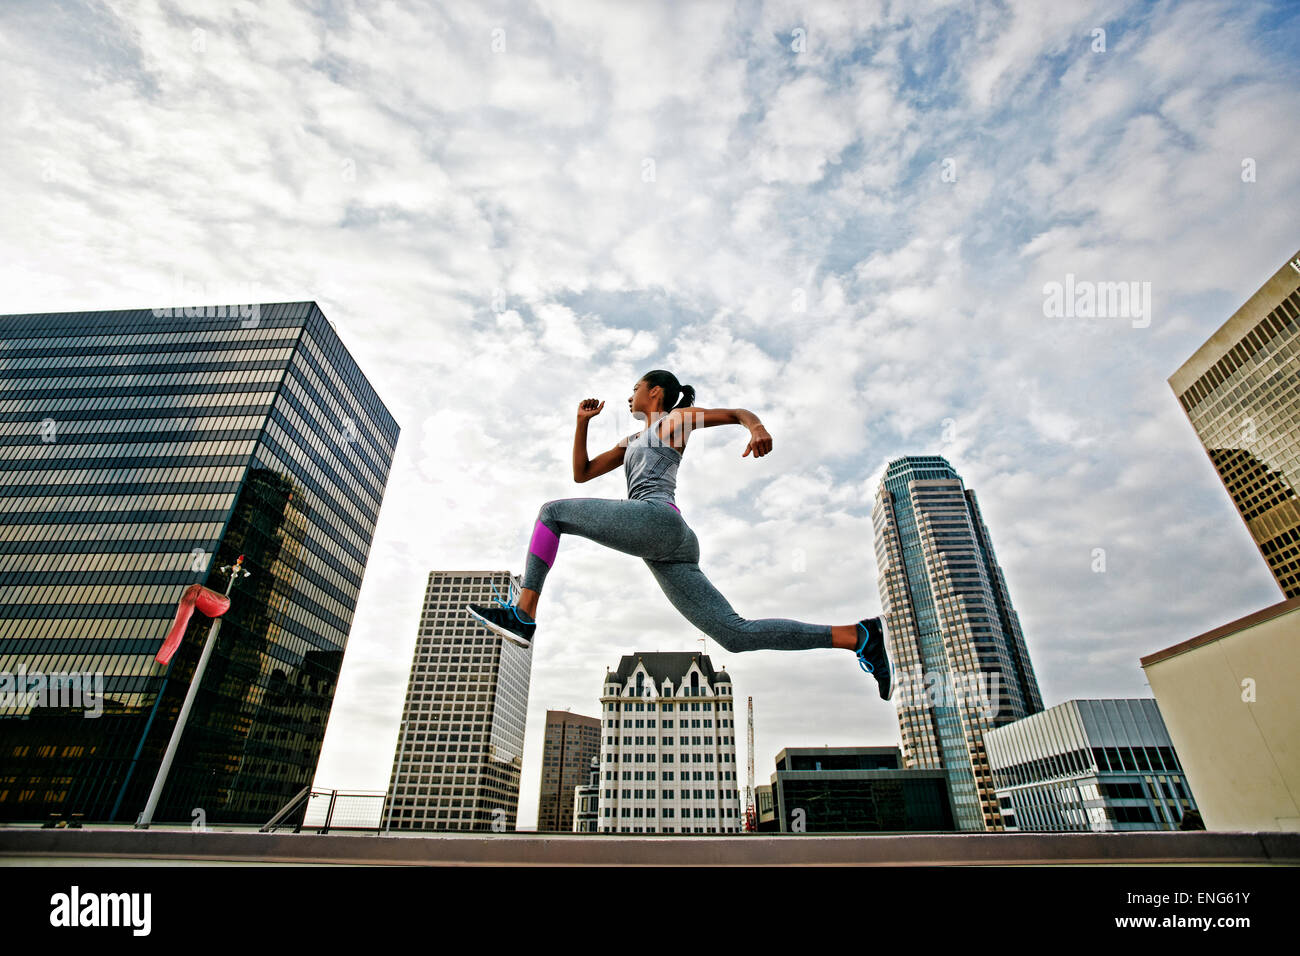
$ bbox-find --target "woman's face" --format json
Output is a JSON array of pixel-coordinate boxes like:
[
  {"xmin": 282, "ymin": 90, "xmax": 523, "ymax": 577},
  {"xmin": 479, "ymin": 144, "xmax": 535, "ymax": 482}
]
[{"xmin": 628, "ymin": 379, "xmax": 660, "ymax": 418}]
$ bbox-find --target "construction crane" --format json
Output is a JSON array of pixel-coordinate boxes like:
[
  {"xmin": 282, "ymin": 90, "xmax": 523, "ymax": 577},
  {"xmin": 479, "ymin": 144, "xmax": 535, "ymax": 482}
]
[{"xmin": 744, "ymin": 695, "xmax": 757, "ymax": 832}]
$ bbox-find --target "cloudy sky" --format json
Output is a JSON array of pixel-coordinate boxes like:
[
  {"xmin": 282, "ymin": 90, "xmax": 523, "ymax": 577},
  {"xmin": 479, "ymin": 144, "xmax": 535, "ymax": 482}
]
[{"xmin": 2, "ymin": 0, "xmax": 1298, "ymax": 829}]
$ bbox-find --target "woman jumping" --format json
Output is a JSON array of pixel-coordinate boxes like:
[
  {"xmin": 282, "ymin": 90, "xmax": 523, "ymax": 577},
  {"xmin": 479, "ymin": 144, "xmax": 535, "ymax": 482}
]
[{"xmin": 466, "ymin": 369, "xmax": 893, "ymax": 700}]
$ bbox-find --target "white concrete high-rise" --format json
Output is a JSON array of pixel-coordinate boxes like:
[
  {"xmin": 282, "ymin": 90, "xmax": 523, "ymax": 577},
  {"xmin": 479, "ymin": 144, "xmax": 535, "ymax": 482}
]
[
  {"xmin": 599, "ymin": 652, "xmax": 743, "ymax": 833},
  {"xmin": 872, "ymin": 455, "xmax": 1044, "ymax": 832},
  {"xmin": 383, "ymin": 570, "xmax": 532, "ymax": 831}
]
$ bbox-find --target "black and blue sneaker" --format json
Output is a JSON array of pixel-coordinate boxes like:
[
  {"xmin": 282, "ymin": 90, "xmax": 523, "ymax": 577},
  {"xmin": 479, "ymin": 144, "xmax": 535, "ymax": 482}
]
[
  {"xmin": 855, "ymin": 616, "xmax": 893, "ymax": 701},
  {"xmin": 466, "ymin": 580, "xmax": 536, "ymax": 648}
]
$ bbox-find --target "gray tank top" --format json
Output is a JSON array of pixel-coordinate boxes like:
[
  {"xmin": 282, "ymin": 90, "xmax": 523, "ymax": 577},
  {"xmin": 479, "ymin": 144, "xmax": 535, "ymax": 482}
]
[{"xmin": 624, "ymin": 424, "xmax": 682, "ymax": 504}]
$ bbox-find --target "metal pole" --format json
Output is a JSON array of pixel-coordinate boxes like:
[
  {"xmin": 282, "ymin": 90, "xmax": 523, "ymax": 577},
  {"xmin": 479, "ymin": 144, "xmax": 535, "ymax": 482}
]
[
  {"xmin": 135, "ymin": 556, "xmax": 249, "ymax": 829},
  {"xmin": 109, "ymin": 659, "xmax": 173, "ymax": 822},
  {"xmin": 322, "ymin": 789, "xmax": 338, "ymax": 835}
]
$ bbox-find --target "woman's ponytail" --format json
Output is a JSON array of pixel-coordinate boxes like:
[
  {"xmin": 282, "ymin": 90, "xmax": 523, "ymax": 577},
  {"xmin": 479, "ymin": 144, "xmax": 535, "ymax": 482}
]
[{"xmin": 641, "ymin": 369, "xmax": 695, "ymax": 411}]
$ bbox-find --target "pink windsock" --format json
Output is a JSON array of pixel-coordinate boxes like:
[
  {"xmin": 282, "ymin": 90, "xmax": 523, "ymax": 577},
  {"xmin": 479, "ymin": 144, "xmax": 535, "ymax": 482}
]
[{"xmin": 155, "ymin": 583, "xmax": 232, "ymax": 666}]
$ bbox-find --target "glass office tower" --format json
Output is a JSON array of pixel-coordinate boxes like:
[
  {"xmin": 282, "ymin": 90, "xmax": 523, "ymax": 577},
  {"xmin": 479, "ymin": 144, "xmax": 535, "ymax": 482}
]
[
  {"xmin": 1168, "ymin": 250, "xmax": 1300, "ymax": 599},
  {"xmin": 985, "ymin": 699, "xmax": 1199, "ymax": 831},
  {"xmin": 872, "ymin": 455, "xmax": 1044, "ymax": 831},
  {"xmin": 0, "ymin": 302, "xmax": 398, "ymax": 824}
]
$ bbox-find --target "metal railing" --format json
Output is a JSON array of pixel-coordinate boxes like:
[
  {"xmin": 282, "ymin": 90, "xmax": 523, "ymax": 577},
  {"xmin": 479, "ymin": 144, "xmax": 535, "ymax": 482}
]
[{"xmin": 263, "ymin": 787, "xmax": 387, "ymax": 834}]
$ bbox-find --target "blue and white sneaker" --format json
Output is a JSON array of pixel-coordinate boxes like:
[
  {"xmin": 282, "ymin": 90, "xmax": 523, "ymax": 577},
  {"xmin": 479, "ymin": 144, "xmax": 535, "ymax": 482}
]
[
  {"xmin": 855, "ymin": 616, "xmax": 893, "ymax": 701},
  {"xmin": 466, "ymin": 579, "xmax": 536, "ymax": 648}
]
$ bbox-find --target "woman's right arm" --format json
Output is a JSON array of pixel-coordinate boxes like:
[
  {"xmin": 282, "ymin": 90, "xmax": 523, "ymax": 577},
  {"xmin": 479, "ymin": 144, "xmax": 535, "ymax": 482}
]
[
  {"xmin": 575, "ymin": 435, "xmax": 631, "ymax": 483},
  {"xmin": 573, "ymin": 398, "xmax": 632, "ymax": 483}
]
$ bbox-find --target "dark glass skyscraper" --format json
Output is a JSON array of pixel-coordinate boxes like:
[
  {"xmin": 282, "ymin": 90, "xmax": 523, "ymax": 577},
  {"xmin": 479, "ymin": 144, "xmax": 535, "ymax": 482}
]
[
  {"xmin": 0, "ymin": 301, "xmax": 398, "ymax": 824},
  {"xmin": 872, "ymin": 455, "xmax": 1043, "ymax": 831}
]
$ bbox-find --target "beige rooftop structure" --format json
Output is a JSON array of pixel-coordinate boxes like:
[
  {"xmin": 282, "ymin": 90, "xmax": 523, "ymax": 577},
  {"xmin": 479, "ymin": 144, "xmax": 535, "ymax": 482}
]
[{"xmin": 1140, "ymin": 595, "xmax": 1300, "ymax": 832}]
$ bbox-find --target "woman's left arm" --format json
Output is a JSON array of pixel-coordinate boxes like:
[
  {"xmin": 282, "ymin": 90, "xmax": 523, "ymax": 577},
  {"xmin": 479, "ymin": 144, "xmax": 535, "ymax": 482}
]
[{"xmin": 671, "ymin": 407, "xmax": 772, "ymax": 457}]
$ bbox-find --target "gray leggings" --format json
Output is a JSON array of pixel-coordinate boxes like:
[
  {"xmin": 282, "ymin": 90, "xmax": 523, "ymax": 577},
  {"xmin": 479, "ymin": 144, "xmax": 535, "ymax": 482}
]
[{"xmin": 522, "ymin": 497, "xmax": 834, "ymax": 653}]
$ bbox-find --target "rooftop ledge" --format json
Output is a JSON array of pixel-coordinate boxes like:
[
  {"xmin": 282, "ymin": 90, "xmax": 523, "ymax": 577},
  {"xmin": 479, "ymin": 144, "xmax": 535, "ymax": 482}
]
[{"xmin": 2, "ymin": 828, "xmax": 1297, "ymax": 866}]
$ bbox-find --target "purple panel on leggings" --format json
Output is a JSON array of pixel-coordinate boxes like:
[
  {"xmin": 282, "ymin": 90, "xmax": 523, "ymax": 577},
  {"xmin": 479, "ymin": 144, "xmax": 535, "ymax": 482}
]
[
  {"xmin": 529, "ymin": 519, "xmax": 560, "ymax": 566},
  {"xmin": 668, "ymin": 503, "xmax": 680, "ymax": 514}
]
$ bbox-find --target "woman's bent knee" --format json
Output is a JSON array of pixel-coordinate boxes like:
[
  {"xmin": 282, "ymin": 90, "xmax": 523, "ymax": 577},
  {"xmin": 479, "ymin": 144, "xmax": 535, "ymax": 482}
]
[
  {"xmin": 538, "ymin": 499, "xmax": 569, "ymax": 525},
  {"xmin": 698, "ymin": 619, "xmax": 758, "ymax": 653},
  {"xmin": 708, "ymin": 631, "xmax": 754, "ymax": 653}
]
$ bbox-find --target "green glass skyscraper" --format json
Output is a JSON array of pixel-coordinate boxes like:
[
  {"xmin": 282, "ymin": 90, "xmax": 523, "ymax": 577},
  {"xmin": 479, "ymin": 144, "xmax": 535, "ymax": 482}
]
[
  {"xmin": 0, "ymin": 301, "xmax": 398, "ymax": 824},
  {"xmin": 872, "ymin": 455, "xmax": 1044, "ymax": 831}
]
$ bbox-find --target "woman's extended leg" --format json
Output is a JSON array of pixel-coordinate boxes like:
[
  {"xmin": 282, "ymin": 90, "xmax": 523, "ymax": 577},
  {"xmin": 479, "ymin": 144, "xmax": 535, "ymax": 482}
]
[
  {"xmin": 518, "ymin": 497, "xmax": 684, "ymax": 618},
  {"xmin": 644, "ymin": 546, "xmax": 895, "ymax": 697},
  {"xmin": 643, "ymin": 555, "xmax": 836, "ymax": 653},
  {"xmin": 517, "ymin": 498, "xmax": 868, "ymax": 648}
]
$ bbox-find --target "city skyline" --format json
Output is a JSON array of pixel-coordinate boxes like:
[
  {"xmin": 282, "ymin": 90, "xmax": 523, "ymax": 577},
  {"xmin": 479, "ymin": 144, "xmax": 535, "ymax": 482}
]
[{"xmin": 2, "ymin": 0, "xmax": 1297, "ymax": 830}]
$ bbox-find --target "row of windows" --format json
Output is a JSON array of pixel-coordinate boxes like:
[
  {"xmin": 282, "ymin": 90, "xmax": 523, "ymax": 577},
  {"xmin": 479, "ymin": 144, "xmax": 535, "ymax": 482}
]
[
  {"xmin": 604, "ymin": 752, "xmax": 735, "ymax": 763},
  {"xmin": 0, "ymin": 323, "xmax": 300, "ymax": 352},
  {"xmin": 0, "ymin": 548, "xmax": 220, "ymax": 576},
  {"xmin": 1179, "ymin": 290, "xmax": 1299, "ymax": 410},
  {"xmin": 613, "ymin": 736, "xmax": 730, "ymax": 746},
  {"xmin": 4, "ymin": 438, "xmax": 255, "ymax": 464},
  {"xmin": 0, "ymin": 520, "xmax": 225, "ymax": 544},
  {"xmin": 603, "ymin": 701, "xmax": 730, "ymax": 711},
  {"xmin": 611, "ymin": 738, "xmax": 733, "ymax": 749},
  {"xmin": 0, "ymin": 413, "xmax": 266, "ymax": 440},
  {"xmin": 0, "ymin": 360, "xmax": 288, "ymax": 390},
  {"xmin": 603, "ymin": 825, "xmax": 741, "ymax": 833},
  {"xmin": 608, "ymin": 789, "xmax": 735, "ymax": 800},
  {"xmin": 603, "ymin": 717, "xmax": 729, "ymax": 730},
  {"xmin": 604, "ymin": 807, "xmax": 736, "ymax": 818},
  {"xmin": 0, "ymin": 392, "xmax": 275, "ymax": 420},
  {"xmin": 0, "ymin": 346, "xmax": 295, "ymax": 372},
  {"xmin": 0, "ymin": 492, "xmax": 231, "ymax": 516},
  {"xmin": 0, "ymin": 368, "xmax": 285, "ymax": 392},
  {"xmin": 603, "ymin": 770, "xmax": 732, "ymax": 781}
]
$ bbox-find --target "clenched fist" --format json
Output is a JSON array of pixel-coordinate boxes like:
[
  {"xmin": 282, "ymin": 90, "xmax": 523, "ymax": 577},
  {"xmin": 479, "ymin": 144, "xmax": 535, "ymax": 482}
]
[
  {"xmin": 742, "ymin": 423, "xmax": 773, "ymax": 457},
  {"xmin": 577, "ymin": 398, "xmax": 605, "ymax": 421}
]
